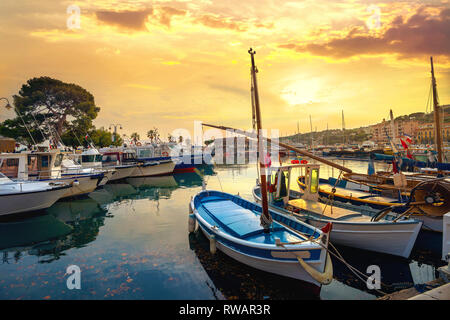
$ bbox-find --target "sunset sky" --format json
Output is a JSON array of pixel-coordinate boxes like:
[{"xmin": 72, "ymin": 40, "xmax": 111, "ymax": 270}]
[{"xmin": 0, "ymin": 0, "xmax": 449, "ymax": 140}]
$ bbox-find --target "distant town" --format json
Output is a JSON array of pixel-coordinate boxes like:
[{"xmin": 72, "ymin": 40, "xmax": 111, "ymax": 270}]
[{"xmin": 280, "ymin": 105, "xmax": 450, "ymax": 146}]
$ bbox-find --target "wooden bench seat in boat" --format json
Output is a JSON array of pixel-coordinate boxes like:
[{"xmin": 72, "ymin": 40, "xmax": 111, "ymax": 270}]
[
  {"xmin": 319, "ymin": 185, "xmax": 398, "ymax": 204},
  {"xmin": 202, "ymin": 199, "xmax": 290, "ymax": 239},
  {"xmin": 287, "ymin": 199, "xmax": 363, "ymax": 220}
]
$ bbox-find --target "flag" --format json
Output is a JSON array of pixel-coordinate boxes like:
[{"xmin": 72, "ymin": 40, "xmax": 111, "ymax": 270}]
[
  {"xmin": 400, "ymin": 138, "xmax": 408, "ymax": 150},
  {"xmin": 263, "ymin": 152, "xmax": 272, "ymax": 168},
  {"xmin": 403, "ymin": 134, "xmax": 412, "ymax": 144},
  {"xmin": 84, "ymin": 134, "xmax": 89, "ymax": 140}
]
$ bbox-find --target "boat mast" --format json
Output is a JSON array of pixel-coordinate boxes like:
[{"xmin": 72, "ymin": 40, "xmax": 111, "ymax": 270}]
[
  {"xmin": 431, "ymin": 56, "xmax": 443, "ymax": 163},
  {"xmin": 342, "ymin": 109, "xmax": 345, "ymax": 145},
  {"xmin": 309, "ymin": 115, "xmax": 313, "ymax": 149},
  {"xmin": 248, "ymin": 48, "xmax": 272, "ymax": 232}
]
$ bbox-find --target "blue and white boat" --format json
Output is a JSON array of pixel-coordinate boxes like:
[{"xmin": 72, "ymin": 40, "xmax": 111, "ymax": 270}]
[
  {"xmin": 189, "ymin": 190, "xmax": 332, "ymax": 287},
  {"xmin": 134, "ymin": 143, "xmax": 213, "ymax": 173}
]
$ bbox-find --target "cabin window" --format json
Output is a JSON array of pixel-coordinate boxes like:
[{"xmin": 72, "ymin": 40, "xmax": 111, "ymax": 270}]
[
  {"xmin": 82, "ymin": 155, "xmax": 95, "ymax": 163},
  {"xmin": 6, "ymin": 158, "xmax": 19, "ymax": 166},
  {"xmin": 54, "ymin": 154, "xmax": 63, "ymax": 167},
  {"xmin": 137, "ymin": 149, "xmax": 153, "ymax": 158},
  {"xmin": 102, "ymin": 154, "xmax": 118, "ymax": 162},
  {"xmin": 310, "ymin": 168, "xmax": 319, "ymax": 194},
  {"xmin": 1, "ymin": 158, "xmax": 19, "ymax": 178},
  {"xmin": 41, "ymin": 155, "xmax": 49, "ymax": 167}
]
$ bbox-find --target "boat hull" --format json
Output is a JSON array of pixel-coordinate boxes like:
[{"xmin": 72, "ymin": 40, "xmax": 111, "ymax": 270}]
[
  {"xmin": 196, "ymin": 219, "xmax": 324, "ymax": 287},
  {"xmin": 130, "ymin": 161, "xmax": 175, "ymax": 177},
  {"xmin": 0, "ymin": 185, "xmax": 70, "ymax": 216},
  {"xmin": 109, "ymin": 165, "xmax": 137, "ymax": 181},
  {"xmin": 252, "ymin": 186, "xmax": 422, "ymax": 258},
  {"xmin": 56, "ymin": 175, "xmax": 102, "ymax": 198}
]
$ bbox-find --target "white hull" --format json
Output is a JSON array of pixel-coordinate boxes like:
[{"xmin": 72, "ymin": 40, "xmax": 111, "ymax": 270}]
[
  {"xmin": 253, "ymin": 188, "xmax": 422, "ymax": 258},
  {"xmin": 129, "ymin": 161, "xmax": 175, "ymax": 177},
  {"xmin": 109, "ymin": 166, "xmax": 136, "ymax": 181},
  {"xmin": 197, "ymin": 222, "xmax": 323, "ymax": 287},
  {"xmin": 0, "ymin": 187, "xmax": 69, "ymax": 216},
  {"xmin": 297, "ymin": 217, "xmax": 421, "ymax": 258},
  {"xmin": 98, "ymin": 170, "xmax": 115, "ymax": 186},
  {"xmin": 56, "ymin": 176, "xmax": 100, "ymax": 198},
  {"xmin": 414, "ymin": 214, "xmax": 444, "ymax": 233}
]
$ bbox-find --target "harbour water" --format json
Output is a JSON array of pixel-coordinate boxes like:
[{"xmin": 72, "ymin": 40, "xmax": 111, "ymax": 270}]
[{"xmin": 0, "ymin": 159, "xmax": 445, "ymax": 300}]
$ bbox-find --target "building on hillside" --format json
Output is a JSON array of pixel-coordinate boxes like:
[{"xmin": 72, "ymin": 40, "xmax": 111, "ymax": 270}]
[
  {"xmin": 416, "ymin": 122, "xmax": 450, "ymax": 144},
  {"xmin": 369, "ymin": 119, "xmax": 419, "ymax": 145}
]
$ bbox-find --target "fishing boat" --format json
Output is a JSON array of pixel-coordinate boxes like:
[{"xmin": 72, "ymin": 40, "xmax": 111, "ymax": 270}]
[
  {"xmin": 253, "ymin": 164, "xmax": 423, "ymax": 258},
  {"xmin": 189, "ymin": 49, "xmax": 333, "ymax": 289},
  {"xmin": 100, "ymin": 147, "xmax": 175, "ymax": 177},
  {"xmin": 0, "ymin": 172, "xmax": 70, "ymax": 216},
  {"xmin": 61, "ymin": 156, "xmax": 114, "ymax": 187},
  {"xmin": 0, "ymin": 150, "xmax": 104, "ymax": 198},
  {"xmin": 296, "ymin": 173, "xmax": 449, "ymax": 233},
  {"xmin": 134, "ymin": 143, "xmax": 211, "ymax": 173},
  {"xmin": 190, "ymin": 190, "xmax": 332, "ymax": 287}
]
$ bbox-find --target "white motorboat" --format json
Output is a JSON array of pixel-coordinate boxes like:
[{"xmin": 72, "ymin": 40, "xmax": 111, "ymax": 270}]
[
  {"xmin": 100, "ymin": 147, "xmax": 175, "ymax": 178},
  {"xmin": 0, "ymin": 173, "xmax": 70, "ymax": 216},
  {"xmin": 0, "ymin": 150, "xmax": 104, "ymax": 198}
]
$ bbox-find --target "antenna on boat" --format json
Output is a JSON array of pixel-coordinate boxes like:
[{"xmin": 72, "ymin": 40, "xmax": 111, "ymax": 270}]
[{"xmin": 248, "ymin": 48, "xmax": 272, "ymax": 233}]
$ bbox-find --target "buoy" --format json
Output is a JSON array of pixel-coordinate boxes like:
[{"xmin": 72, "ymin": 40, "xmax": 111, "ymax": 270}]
[
  {"xmin": 210, "ymin": 235, "xmax": 217, "ymax": 254},
  {"xmin": 188, "ymin": 213, "xmax": 196, "ymax": 232}
]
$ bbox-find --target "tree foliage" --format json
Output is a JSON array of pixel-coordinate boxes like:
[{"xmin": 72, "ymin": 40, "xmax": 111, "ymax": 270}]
[{"xmin": 0, "ymin": 76, "xmax": 100, "ymax": 145}]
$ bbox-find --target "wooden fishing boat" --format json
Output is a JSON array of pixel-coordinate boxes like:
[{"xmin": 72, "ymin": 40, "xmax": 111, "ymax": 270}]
[
  {"xmin": 296, "ymin": 174, "xmax": 449, "ymax": 233},
  {"xmin": 189, "ymin": 49, "xmax": 333, "ymax": 289},
  {"xmin": 253, "ymin": 164, "xmax": 423, "ymax": 258},
  {"xmin": 190, "ymin": 190, "xmax": 332, "ymax": 287}
]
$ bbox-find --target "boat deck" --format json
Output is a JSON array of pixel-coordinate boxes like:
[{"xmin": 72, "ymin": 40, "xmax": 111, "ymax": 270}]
[
  {"xmin": 319, "ymin": 184, "xmax": 398, "ymax": 204},
  {"xmin": 288, "ymin": 198, "xmax": 365, "ymax": 221},
  {"xmin": 199, "ymin": 197, "xmax": 307, "ymax": 243}
]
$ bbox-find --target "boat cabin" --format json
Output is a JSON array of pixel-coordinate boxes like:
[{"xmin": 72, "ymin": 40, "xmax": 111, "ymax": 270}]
[
  {"xmin": 266, "ymin": 163, "xmax": 321, "ymax": 204},
  {"xmin": 70, "ymin": 148, "xmax": 103, "ymax": 168},
  {"xmin": 99, "ymin": 147, "xmax": 138, "ymax": 166},
  {"xmin": 0, "ymin": 150, "xmax": 64, "ymax": 180}
]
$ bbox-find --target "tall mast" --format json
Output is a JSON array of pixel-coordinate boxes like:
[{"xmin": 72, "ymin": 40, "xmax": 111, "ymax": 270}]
[
  {"xmin": 297, "ymin": 121, "xmax": 300, "ymax": 144},
  {"xmin": 248, "ymin": 48, "xmax": 271, "ymax": 232},
  {"xmin": 309, "ymin": 115, "xmax": 313, "ymax": 149},
  {"xmin": 431, "ymin": 56, "xmax": 443, "ymax": 163},
  {"xmin": 342, "ymin": 109, "xmax": 345, "ymax": 145}
]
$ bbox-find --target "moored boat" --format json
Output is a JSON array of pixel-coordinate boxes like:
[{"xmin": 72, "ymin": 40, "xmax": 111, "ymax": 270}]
[
  {"xmin": 190, "ymin": 190, "xmax": 332, "ymax": 287},
  {"xmin": 253, "ymin": 164, "xmax": 423, "ymax": 258},
  {"xmin": 0, "ymin": 172, "xmax": 70, "ymax": 216}
]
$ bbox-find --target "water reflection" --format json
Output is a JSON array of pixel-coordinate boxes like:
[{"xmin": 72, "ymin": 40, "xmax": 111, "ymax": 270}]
[{"xmin": 0, "ymin": 162, "xmax": 446, "ymax": 300}]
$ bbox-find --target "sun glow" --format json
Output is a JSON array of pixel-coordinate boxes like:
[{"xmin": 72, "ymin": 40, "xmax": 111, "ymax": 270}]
[{"xmin": 280, "ymin": 78, "xmax": 322, "ymax": 106}]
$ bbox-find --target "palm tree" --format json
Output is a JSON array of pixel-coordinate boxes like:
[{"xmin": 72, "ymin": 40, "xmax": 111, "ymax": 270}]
[
  {"xmin": 131, "ymin": 132, "xmax": 140, "ymax": 144},
  {"xmin": 147, "ymin": 129, "xmax": 155, "ymax": 142},
  {"xmin": 147, "ymin": 127, "xmax": 160, "ymax": 143}
]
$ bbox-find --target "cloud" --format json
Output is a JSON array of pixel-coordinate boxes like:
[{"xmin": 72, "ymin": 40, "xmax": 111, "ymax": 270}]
[
  {"xmin": 278, "ymin": 7, "xmax": 450, "ymax": 59},
  {"xmin": 156, "ymin": 7, "xmax": 187, "ymax": 28},
  {"xmin": 194, "ymin": 14, "xmax": 246, "ymax": 31},
  {"xmin": 95, "ymin": 8, "xmax": 153, "ymax": 30}
]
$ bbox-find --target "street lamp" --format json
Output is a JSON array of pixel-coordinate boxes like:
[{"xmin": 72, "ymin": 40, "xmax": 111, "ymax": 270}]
[
  {"xmin": 0, "ymin": 97, "xmax": 12, "ymax": 110},
  {"xmin": 109, "ymin": 123, "xmax": 122, "ymax": 142}
]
